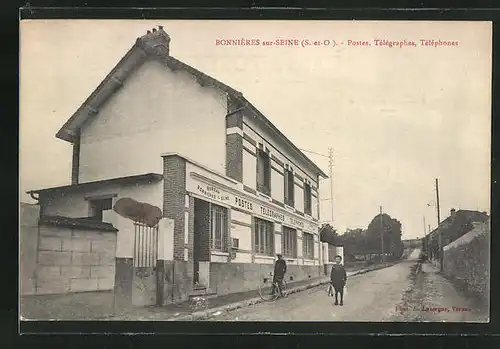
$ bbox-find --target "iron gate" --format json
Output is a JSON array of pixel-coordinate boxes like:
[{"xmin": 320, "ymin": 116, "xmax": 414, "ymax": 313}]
[{"xmin": 133, "ymin": 222, "xmax": 159, "ymax": 268}]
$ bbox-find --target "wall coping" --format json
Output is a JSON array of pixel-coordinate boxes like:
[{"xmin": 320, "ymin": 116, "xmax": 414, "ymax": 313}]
[
  {"xmin": 161, "ymin": 152, "xmax": 239, "ymax": 185},
  {"xmin": 39, "ymin": 215, "xmax": 119, "ymax": 232},
  {"xmin": 443, "ymin": 221, "xmax": 489, "ymax": 251}
]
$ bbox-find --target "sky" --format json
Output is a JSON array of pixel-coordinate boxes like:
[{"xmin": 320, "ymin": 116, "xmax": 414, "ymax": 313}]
[{"xmin": 20, "ymin": 20, "xmax": 492, "ymax": 239}]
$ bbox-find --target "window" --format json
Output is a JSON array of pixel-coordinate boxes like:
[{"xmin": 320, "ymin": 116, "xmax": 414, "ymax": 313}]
[
  {"xmin": 304, "ymin": 183, "xmax": 312, "ymax": 216},
  {"xmin": 210, "ymin": 204, "xmax": 228, "ymax": 252},
  {"xmin": 282, "ymin": 226, "xmax": 297, "ymax": 258},
  {"xmin": 254, "ymin": 218, "xmax": 274, "ymax": 256},
  {"xmin": 303, "ymin": 232, "xmax": 314, "ymax": 260},
  {"xmin": 256, "ymin": 148, "xmax": 271, "ymax": 196},
  {"xmin": 232, "ymin": 238, "xmax": 239, "ymax": 249},
  {"xmin": 284, "ymin": 169, "xmax": 295, "ymax": 207},
  {"xmin": 89, "ymin": 198, "xmax": 112, "ymax": 221}
]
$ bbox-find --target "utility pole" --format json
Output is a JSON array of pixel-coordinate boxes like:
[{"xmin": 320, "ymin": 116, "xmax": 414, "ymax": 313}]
[
  {"xmin": 428, "ymin": 224, "xmax": 431, "ymax": 258},
  {"xmin": 328, "ymin": 148, "xmax": 334, "ymax": 227},
  {"xmin": 299, "ymin": 147, "xmax": 335, "ymax": 228},
  {"xmin": 423, "ymin": 216, "xmax": 426, "ymax": 253},
  {"xmin": 380, "ymin": 206, "xmax": 385, "ymax": 262},
  {"xmin": 435, "ymin": 178, "xmax": 443, "ymax": 271}
]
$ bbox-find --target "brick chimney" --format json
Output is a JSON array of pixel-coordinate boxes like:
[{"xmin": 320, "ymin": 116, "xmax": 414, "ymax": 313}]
[
  {"xmin": 450, "ymin": 208, "xmax": 456, "ymax": 218},
  {"xmin": 137, "ymin": 25, "xmax": 171, "ymax": 56}
]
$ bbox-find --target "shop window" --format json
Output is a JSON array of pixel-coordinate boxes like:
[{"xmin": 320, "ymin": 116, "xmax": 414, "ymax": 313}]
[
  {"xmin": 304, "ymin": 183, "xmax": 312, "ymax": 215},
  {"xmin": 282, "ymin": 226, "xmax": 297, "ymax": 258},
  {"xmin": 254, "ymin": 218, "xmax": 274, "ymax": 256},
  {"xmin": 88, "ymin": 198, "xmax": 112, "ymax": 221},
  {"xmin": 303, "ymin": 232, "xmax": 314, "ymax": 260},
  {"xmin": 256, "ymin": 148, "xmax": 271, "ymax": 196},
  {"xmin": 211, "ymin": 204, "xmax": 228, "ymax": 252},
  {"xmin": 284, "ymin": 169, "xmax": 295, "ymax": 207}
]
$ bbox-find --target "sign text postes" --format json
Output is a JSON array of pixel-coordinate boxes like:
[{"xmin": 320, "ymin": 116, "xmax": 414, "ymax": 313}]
[
  {"xmin": 194, "ymin": 180, "xmax": 315, "ymax": 232},
  {"xmin": 235, "ymin": 197, "xmax": 253, "ymax": 210}
]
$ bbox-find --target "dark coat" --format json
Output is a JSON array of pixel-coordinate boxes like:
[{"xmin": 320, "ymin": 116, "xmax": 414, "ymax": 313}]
[
  {"xmin": 330, "ymin": 264, "xmax": 347, "ymax": 287},
  {"xmin": 274, "ymin": 259, "xmax": 287, "ymax": 278}
]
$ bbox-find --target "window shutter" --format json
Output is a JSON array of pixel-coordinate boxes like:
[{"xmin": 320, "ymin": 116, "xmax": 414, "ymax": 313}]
[{"xmin": 256, "ymin": 150, "xmax": 263, "ymax": 189}]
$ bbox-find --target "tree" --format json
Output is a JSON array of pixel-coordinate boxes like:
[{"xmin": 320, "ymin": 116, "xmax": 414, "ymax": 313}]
[
  {"xmin": 365, "ymin": 213, "xmax": 403, "ymax": 259},
  {"xmin": 336, "ymin": 228, "xmax": 366, "ymax": 261}
]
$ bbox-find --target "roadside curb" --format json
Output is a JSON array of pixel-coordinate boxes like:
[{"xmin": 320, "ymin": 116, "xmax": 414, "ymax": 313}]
[{"xmin": 170, "ymin": 262, "xmax": 396, "ymax": 321}]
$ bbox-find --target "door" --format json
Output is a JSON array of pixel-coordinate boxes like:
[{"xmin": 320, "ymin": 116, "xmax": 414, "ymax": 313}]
[{"xmin": 193, "ymin": 199, "xmax": 210, "ymax": 285}]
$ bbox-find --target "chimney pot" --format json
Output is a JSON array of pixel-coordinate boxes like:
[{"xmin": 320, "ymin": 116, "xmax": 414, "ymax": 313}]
[
  {"xmin": 159, "ymin": 25, "xmax": 163, "ymax": 30},
  {"xmin": 152, "ymin": 28, "xmax": 157, "ymax": 32},
  {"xmin": 147, "ymin": 30, "xmax": 151, "ymax": 34}
]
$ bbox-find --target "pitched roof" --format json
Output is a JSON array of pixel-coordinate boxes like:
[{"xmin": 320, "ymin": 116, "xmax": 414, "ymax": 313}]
[
  {"xmin": 55, "ymin": 26, "xmax": 327, "ymax": 178},
  {"xmin": 426, "ymin": 209, "xmax": 489, "ymax": 244}
]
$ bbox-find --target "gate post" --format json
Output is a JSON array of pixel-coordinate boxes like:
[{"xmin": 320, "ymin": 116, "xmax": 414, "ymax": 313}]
[
  {"xmin": 322, "ymin": 242, "xmax": 329, "ymax": 275},
  {"xmin": 156, "ymin": 218, "xmax": 174, "ymax": 306},
  {"xmin": 113, "ymin": 217, "xmax": 135, "ymax": 310}
]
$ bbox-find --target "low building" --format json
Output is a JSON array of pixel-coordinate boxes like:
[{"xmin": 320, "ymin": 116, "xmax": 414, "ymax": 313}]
[
  {"xmin": 25, "ymin": 26, "xmax": 328, "ymax": 308},
  {"xmin": 402, "ymin": 238, "xmax": 422, "ymax": 249},
  {"xmin": 424, "ymin": 208, "xmax": 489, "ymax": 261}
]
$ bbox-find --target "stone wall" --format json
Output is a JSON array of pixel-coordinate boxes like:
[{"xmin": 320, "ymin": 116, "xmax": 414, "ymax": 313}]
[
  {"xmin": 129, "ymin": 263, "xmax": 194, "ymax": 307},
  {"xmin": 443, "ymin": 221, "xmax": 490, "ymax": 306},
  {"xmin": 131, "ymin": 267, "xmax": 157, "ymax": 307},
  {"xmin": 209, "ymin": 262, "xmax": 322, "ymax": 296},
  {"xmin": 20, "ymin": 203, "xmax": 40, "ymax": 295},
  {"xmin": 34, "ymin": 224, "xmax": 117, "ymax": 294},
  {"xmin": 164, "ymin": 261, "xmax": 194, "ymax": 303}
]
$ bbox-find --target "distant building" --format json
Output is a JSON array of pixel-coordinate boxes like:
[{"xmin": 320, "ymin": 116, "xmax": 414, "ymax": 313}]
[
  {"xmin": 424, "ymin": 208, "xmax": 489, "ymax": 260},
  {"xmin": 402, "ymin": 238, "xmax": 422, "ymax": 249}
]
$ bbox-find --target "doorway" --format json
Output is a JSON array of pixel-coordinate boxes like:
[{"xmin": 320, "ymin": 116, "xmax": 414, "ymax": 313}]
[{"xmin": 193, "ymin": 198, "xmax": 210, "ymax": 285}]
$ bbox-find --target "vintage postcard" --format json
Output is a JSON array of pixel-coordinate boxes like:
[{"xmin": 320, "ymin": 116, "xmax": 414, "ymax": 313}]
[{"xmin": 19, "ymin": 20, "xmax": 491, "ymax": 323}]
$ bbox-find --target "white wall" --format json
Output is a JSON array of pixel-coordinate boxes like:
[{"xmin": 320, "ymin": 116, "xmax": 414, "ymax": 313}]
[
  {"xmin": 186, "ymin": 161, "xmax": 236, "ymax": 189},
  {"xmin": 230, "ymin": 209, "xmax": 253, "ymax": 264},
  {"xmin": 313, "ymin": 234, "xmax": 320, "ymax": 263},
  {"xmin": 274, "ymin": 222, "xmax": 282, "ymax": 254},
  {"xmin": 158, "ymin": 218, "xmax": 174, "ymax": 261},
  {"xmin": 311, "ymin": 195, "xmax": 318, "ymax": 220},
  {"xmin": 231, "ymin": 224, "xmax": 252, "ymax": 251},
  {"xmin": 271, "ymin": 169, "xmax": 284, "ymax": 203},
  {"xmin": 297, "ymin": 230, "xmax": 303, "ymax": 259},
  {"xmin": 233, "ymin": 252, "xmax": 252, "ymax": 263},
  {"xmin": 335, "ymin": 246, "xmax": 345, "ymax": 264},
  {"xmin": 42, "ymin": 181, "xmax": 163, "ymax": 258},
  {"xmin": 79, "ymin": 59, "xmax": 227, "ymax": 183},
  {"xmin": 294, "ymin": 183, "xmax": 304, "ymax": 212},
  {"xmin": 255, "ymin": 255, "xmax": 274, "ymax": 264},
  {"xmin": 42, "ymin": 181, "xmax": 163, "ymax": 218}
]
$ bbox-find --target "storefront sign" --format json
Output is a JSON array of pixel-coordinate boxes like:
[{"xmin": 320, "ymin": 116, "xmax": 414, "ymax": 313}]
[
  {"xmin": 196, "ymin": 184, "xmax": 231, "ymax": 203},
  {"xmin": 191, "ymin": 178, "xmax": 317, "ymax": 232}
]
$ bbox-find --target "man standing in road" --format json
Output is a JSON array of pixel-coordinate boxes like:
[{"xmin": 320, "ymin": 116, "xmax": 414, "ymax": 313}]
[
  {"xmin": 330, "ymin": 255, "xmax": 347, "ymax": 305},
  {"xmin": 273, "ymin": 253, "xmax": 287, "ymax": 296}
]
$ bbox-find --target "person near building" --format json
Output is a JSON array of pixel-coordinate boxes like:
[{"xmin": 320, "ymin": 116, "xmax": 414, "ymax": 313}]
[
  {"xmin": 330, "ymin": 255, "xmax": 347, "ymax": 305},
  {"xmin": 273, "ymin": 253, "xmax": 287, "ymax": 296}
]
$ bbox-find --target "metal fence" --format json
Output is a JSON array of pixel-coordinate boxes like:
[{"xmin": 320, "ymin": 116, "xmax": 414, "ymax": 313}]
[{"xmin": 133, "ymin": 222, "xmax": 159, "ymax": 268}]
